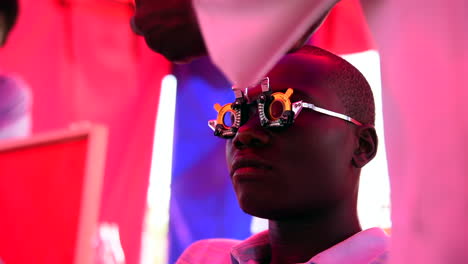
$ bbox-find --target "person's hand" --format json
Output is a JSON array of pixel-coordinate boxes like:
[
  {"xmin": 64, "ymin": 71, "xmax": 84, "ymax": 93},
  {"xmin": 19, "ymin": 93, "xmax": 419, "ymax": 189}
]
[{"xmin": 131, "ymin": 0, "xmax": 208, "ymax": 63}]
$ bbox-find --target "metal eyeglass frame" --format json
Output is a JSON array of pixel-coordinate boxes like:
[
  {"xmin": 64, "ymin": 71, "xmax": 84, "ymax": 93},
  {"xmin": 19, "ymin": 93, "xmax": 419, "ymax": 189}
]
[{"xmin": 208, "ymin": 77, "xmax": 363, "ymax": 139}]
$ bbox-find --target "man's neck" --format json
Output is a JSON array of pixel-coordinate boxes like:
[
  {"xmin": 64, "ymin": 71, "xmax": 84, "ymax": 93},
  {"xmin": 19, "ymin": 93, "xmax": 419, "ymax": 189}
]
[{"xmin": 267, "ymin": 203, "xmax": 361, "ymax": 264}]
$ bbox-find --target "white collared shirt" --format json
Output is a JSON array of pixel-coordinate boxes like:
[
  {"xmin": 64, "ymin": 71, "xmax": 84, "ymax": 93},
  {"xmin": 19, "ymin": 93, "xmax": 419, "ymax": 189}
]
[{"xmin": 176, "ymin": 228, "xmax": 389, "ymax": 264}]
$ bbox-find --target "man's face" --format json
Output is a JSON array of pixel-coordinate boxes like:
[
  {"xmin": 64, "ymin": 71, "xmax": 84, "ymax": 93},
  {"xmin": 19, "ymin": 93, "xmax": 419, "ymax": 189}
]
[
  {"xmin": 225, "ymin": 54, "xmax": 359, "ymax": 220},
  {"xmin": 132, "ymin": 0, "xmax": 206, "ymax": 62}
]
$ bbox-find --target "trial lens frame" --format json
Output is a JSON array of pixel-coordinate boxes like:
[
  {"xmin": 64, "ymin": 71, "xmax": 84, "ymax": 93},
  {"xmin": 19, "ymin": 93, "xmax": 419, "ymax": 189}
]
[{"xmin": 208, "ymin": 77, "xmax": 363, "ymax": 139}]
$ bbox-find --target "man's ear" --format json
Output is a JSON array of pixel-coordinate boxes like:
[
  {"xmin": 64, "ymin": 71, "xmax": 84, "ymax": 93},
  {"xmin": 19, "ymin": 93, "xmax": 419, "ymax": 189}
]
[{"xmin": 352, "ymin": 125, "xmax": 378, "ymax": 168}]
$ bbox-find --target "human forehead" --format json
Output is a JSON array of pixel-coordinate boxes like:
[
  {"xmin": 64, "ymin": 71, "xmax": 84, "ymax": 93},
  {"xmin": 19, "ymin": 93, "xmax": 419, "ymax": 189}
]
[
  {"xmin": 244, "ymin": 77, "xmax": 341, "ymax": 110},
  {"xmin": 249, "ymin": 54, "xmax": 338, "ymax": 96}
]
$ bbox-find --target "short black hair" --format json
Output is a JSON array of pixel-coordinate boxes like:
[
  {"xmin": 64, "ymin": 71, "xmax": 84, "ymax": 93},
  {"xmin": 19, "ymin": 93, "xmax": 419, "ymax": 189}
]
[
  {"xmin": 0, "ymin": 0, "xmax": 19, "ymax": 44},
  {"xmin": 295, "ymin": 45, "xmax": 375, "ymax": 125}
]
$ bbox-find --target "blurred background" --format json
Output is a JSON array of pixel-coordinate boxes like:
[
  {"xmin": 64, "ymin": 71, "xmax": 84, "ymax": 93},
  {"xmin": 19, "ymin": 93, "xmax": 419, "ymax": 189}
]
[{"xmin": 0, "ymin": 0, "xmax": 390, "ymax": 263}]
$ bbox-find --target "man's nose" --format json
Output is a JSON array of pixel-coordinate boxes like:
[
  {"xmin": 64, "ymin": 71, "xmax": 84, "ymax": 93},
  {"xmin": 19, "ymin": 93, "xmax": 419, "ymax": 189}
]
[{"xmin": 232, "ymin": 113, "xmax": 271, "ymax": 149}]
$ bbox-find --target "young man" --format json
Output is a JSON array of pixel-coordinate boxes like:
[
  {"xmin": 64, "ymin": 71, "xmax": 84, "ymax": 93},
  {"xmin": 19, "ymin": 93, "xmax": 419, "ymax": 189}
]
[{"xmin": 176, "ymin": 46, "xmax": 388, "ymax": 264}]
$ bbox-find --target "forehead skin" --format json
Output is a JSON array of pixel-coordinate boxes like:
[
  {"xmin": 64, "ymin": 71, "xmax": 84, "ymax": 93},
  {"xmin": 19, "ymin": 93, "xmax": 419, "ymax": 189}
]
[{"xmin": 245, "ymin": 53, "xmax": 345, "ymax": 114}]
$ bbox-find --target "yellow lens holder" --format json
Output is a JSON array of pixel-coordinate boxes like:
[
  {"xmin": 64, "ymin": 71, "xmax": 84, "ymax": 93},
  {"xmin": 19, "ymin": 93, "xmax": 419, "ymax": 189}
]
[
  {"xmin": 267, "ymin": 88, "xmax": 294, "ymax": 121},
  {"xmin": 214, "ymin": 103, "xmax": 236, "ymax": 129},
  {"xmin": 208, "ymin": 78, "xmax": 297, "ymax": 138},
  {"xmin": 258, "ymin": 87, "xmax": 295, "ymax": 128},
  {"xmin": 208, "ymin": 100, "xmax": 243, "ymax": 138}
]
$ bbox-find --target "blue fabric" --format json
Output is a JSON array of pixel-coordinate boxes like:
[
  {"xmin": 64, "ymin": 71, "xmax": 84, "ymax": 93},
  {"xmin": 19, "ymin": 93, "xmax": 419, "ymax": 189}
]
[
  {"xmin": 0, "ymin": 74, "xmax": 31, "ymax": 127},
  {"xmin": 169, "ymin": 58, "xmax": 252, "ymax": 264}
]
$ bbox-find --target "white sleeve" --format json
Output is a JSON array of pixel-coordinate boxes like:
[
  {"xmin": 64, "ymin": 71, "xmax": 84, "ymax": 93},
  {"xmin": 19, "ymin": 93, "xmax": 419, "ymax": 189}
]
[{"xmin": 363, "ymin": 1, "xmax": 468, "ymax": 263}]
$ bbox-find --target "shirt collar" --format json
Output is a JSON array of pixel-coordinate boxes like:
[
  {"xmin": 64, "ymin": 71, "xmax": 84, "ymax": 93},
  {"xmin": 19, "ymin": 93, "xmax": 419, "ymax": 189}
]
[
  {"xmin": 230, "ymin": 230, "xmax": 270, "ymax": 264},
  {"xmin": 307, "ymin": 228, "xmax": 389, "ymax": 264},
  {"xmin": 230, "ymin": 228, "xmax": 389, "ymax": 264}
]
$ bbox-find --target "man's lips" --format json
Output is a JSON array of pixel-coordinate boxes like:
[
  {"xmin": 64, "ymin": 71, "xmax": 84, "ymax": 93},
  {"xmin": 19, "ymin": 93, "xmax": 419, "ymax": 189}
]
[{"xmin": 231, "ymin": 157, "xmax": 273, "ymax": 179}]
